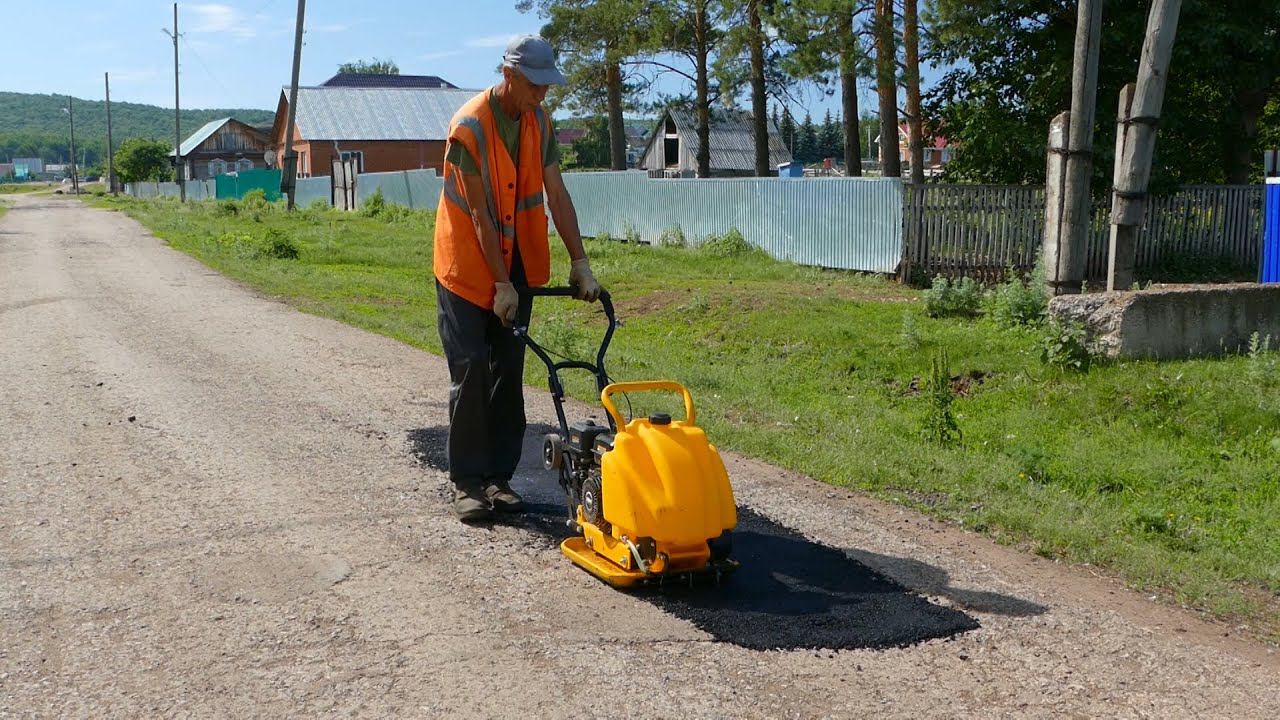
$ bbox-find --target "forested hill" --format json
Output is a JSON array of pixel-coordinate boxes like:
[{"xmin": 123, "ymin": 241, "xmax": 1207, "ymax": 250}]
[{"xmin": 0, "ymin": 91, "xmax": 275, "ymax": 163}]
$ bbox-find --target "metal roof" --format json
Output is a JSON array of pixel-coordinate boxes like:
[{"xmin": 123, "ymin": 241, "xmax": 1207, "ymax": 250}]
[
  {"xmin": 321, "ymin": 73, "xmax": 458, "ymax": 89},
  {"xmin": 290, "ymin": 87, "xmax": 478, "ymax": 141},
  {"xmin": 652, "ymin": 108, "xmax": 793, "ymax": 171},
  {"xmin": 173, "ymin": 117, "xmax": 230, "ymax": 158}
]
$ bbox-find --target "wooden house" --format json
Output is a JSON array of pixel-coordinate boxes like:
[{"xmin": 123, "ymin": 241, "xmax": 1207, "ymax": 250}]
[
  {"xmin": 172, "ymin": 118, "xmax": 271, "ymax": 181},
  {"xmin": 638, "ymin": 108, "xmax": 792, "ymax": 178}
]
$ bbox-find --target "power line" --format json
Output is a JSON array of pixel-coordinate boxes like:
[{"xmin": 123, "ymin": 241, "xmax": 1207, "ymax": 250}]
[{"xmin": 180, "ymin": 34, "xmax": 233, "ymax": 98}]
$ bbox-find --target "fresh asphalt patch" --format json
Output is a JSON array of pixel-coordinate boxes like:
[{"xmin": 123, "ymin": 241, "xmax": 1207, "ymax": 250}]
[{"xmin": 408, "ymin": 424, "xmax": 980, "ymax": 651}]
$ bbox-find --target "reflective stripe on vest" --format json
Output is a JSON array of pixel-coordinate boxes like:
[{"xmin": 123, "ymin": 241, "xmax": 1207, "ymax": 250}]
[
  {"xmin": 515, "ymin": 191, "xmax": 544, "ymax": 213},
  {"xmin": 455, "ymin": 116, "xmax": 497, "ymax": 227}
]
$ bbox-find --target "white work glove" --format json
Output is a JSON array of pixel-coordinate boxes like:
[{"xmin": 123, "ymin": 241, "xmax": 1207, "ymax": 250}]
[
  {"xmin": 493, "ymin": 281, "xmax": 519, "ymax": 327},
  {"xmin": 569, "ymin": 258, "xmax": 602, "ymax": 302}
]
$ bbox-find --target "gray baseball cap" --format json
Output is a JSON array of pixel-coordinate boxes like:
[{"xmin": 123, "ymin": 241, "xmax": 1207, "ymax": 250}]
[{"xmin": 503, "ymin": 35, "xmax": 567, "ymax": 86}]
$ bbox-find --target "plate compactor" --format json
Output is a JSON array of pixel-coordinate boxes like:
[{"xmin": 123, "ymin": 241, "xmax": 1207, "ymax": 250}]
[{"xmin": 515, "ymin": 287, "xmax": 738, "ymax": 588}]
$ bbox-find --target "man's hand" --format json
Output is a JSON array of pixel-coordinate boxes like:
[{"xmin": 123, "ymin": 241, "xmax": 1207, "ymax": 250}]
[
  {"xmin": 493, "ymin": 281, "xmax": 519, "ymax": 326},
  {"xmin": 569, "ymin": 258, "xmax": 601, "ymax": 302}
]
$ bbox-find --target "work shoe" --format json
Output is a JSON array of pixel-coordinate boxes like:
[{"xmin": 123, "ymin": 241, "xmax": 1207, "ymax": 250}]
[
  {"xmin": 453, "ymin": 479, "xmax": 493, "ymax": 523},
  {"xmin": 485, "ymin": 478, "xmax": 525, "ymax": 513}
]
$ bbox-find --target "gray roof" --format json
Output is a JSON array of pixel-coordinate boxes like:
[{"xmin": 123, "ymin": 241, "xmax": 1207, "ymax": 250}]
[
  {"xmin": 173, "ymin": 117, "xmax": 230, "ymax": 158},
  {"xmin": 652, "ymin": 108, "xmax": 793, "ymax": 171},
  {"xmin": 290, "ymin": 86, "xmax": 478, "ymax": 141}
]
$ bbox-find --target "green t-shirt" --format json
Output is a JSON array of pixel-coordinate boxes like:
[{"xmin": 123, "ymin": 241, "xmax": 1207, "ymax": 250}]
[{"xmin": 445, "ymin": 89, "xmax": 559, "ymax": 174}]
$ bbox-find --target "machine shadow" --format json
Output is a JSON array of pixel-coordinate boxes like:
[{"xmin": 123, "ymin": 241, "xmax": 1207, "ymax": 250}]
[{"xmin": 408, "ymin": 424, "xmax": 1038, "ymax": 650}]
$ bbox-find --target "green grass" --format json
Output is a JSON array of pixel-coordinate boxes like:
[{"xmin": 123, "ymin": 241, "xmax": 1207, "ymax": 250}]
[
  {"xmin": 0, "ymin": 182, "xmax": 53, "ymax": 194},
  {"xmin": 87, "ymin": 194, "xmax": 1280, "ymax": 641}
]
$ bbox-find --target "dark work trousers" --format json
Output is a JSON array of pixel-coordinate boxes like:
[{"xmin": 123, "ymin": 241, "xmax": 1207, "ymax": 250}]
[{"xmin": 436, "ymin": 251, "xmax": 531, "ymax": 487}]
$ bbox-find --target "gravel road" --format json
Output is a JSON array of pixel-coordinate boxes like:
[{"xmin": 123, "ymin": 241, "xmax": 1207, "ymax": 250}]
[{"xmin": 1, "ymin": 193, "xmax": 1276, "ymax": 718}]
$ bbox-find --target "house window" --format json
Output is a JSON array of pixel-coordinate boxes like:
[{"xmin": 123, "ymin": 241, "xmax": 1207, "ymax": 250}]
[
  {"xmin": 236, "ymin": 158, "xmax": 253, "ymax": 173},
  {"xmin": 209, "ymin": 158, "xmax": 227, "ymax": 176},
  {"xmin": 340, "ymin": 151, "xmax": 366, "ymax": 174}
]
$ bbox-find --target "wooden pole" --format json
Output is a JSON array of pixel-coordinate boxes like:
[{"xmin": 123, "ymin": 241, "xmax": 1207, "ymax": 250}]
[
  {"xmin": 105, "ymin": 72, "xmax": 116, "ymax": 195},
  {"xmin": 1108, "ymin": 0, "xmax": 1181, "ymax": 291},
  {"xmin": 172, "ymin": 3, "xmax": 184, "ymax": 202},
  {"xmin": 1107, "ymin": 84, "xmax": 1136, "ymax": 289},
  {"xmin": 66, "ymin": 96, "xmax": 79, "ymax": 194},
  {"xmin": 282, "ymin": 0, "xmax": 306, "ymax": 210},
  {"xmin": 1045, "ymin": 0, "xmax": 1102, "ymax": 294}
]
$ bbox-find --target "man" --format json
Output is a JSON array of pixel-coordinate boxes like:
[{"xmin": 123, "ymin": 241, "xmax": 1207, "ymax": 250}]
[{"xmin": 433, "ymin": 35, "xmax": 602, "ymax": 522}]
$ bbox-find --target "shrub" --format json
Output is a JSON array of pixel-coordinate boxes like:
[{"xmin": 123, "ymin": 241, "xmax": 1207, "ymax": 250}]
[
  {"xmin": 923, "ymin": 275, "xmax": 982, "ymax": 318},
  {"xmin": 658, "ymin": 225, "xmax": 687, "ymax": 248},
  {"xmin": 359, "ymin": 187, "xmax": 386, "ymax": 217},
  {"xmin": 1039, "ymin": 318, "xmax": 1094, "ymax": 372},
  {"xmin": 214, "ymin": 199, "xmax": 239, "ymax": 216},
  {"xmin": 261, "ymin": 228, "xmax": 300, "ymax": 260},
  {"xmin": 699, "ymin": 227, "xmax": 761, "ymax": 257},
  {"xmin": 986, "ymin": 261, "xmax": 1048, "ymax": 327}
]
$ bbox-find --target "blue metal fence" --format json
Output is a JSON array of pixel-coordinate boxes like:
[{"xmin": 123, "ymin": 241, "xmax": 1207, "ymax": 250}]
[{"xmin": 1264, "ymin": 178, "xmax": 1280, "ymax": 283}]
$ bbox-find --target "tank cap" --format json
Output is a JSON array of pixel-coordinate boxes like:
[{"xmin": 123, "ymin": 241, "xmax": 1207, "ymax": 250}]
[{"xmin": 648, "ymin": 412, "xmax": 671, "ymax": 425}]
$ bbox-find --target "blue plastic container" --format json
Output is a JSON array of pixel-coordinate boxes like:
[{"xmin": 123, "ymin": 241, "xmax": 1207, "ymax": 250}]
[{"xmin": 777, "ymin": 161, "xmax": 803, "ymax": 178}]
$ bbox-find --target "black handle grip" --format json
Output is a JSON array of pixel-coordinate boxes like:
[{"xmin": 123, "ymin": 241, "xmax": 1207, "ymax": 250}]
[{"xmin": 518, "ymin": 285, "xmax": 611, "ymax": 300}]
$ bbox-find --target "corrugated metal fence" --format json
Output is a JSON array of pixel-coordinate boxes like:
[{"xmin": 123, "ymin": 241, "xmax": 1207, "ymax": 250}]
[
  {"xmin": 561, "ymin": 172, "xmax": 903, "ymax": 272},
  {"xmin": 211, "ymin": 169, "xmax": 904, "ymax": 273},
  {"xmin": 126, "ymin": 170, "xmax": 1262, "ymax": 280},
  {"xmin": 904, "ymin": 184, "xmax": 1264, "ymax": 281}
]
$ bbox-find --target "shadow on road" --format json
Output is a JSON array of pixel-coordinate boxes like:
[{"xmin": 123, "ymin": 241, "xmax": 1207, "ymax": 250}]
[{"xmin": 408, "ymin": 424, "xmax": 1045, "ymax": 650}]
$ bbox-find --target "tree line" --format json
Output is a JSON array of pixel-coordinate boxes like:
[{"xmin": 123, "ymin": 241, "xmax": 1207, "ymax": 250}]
[{"xmin": 517, "ymin": 0, "xmax": 1279, "ymax": 186}]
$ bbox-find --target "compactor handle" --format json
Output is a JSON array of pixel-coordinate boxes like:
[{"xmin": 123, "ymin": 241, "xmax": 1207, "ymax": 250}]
[{"xmin": 601, "ymin": 380, "xmax": 696, "ymax": 430}]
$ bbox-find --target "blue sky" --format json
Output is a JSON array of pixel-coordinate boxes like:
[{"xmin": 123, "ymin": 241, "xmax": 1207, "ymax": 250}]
[{"xmin": 4, "ymin": 0, "xmax": 932, "ymax": 122}]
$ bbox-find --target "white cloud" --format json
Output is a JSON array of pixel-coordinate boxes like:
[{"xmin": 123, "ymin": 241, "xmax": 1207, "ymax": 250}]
[
  {"xmin": 187, "ymin": 4, "xmax": 256, "ymax": 39},
  {"xmin": 110, "ymin": 68, "xmax": 162, "ymax": 85},
  {"xmin": 467, "ymin": 34, "xmax": 518, "ymax": 49},
  {"xmin": 420, "ymin": 50, "xmax": 464, "ymax": 62}
]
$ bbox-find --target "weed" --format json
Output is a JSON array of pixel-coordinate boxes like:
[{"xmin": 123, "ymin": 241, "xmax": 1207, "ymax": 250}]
[
  {"xmin": 923, "ymin": 275, "xmax": 982, "ymax": 318},
  {"xmin": 921, "ymin": 349, "xmax": 961, "ymax": 446},
  {"xmin": 900, "ymin": 310, "xmax": 922, "ymax": 350},
  {"xmin": 306, "ymin": 198, "xmax": 331, "ymax": 213},
  {"xmin": 214, "ymin": 199, "xmax": 239, "ymax": 216},
  {"xmin": 622, "ymin": 222, "xmax": 642, "ymax": 244},
  {"xmin": 1247, "ymin": 332, "xmax": 1276, "ymax": 386},
  {"xmin": 1039, "ymin": 318, "xmax": 1094, "ymax": 372},
  {"xmin": 986, "ymin": 260, "xmax": 1048, "ymax": 327}
]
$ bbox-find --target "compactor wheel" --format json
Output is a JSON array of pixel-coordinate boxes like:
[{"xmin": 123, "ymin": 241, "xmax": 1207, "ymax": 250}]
[{"xmin": 581, "ymin": 470, "xmax": 604, "ymax": 526}]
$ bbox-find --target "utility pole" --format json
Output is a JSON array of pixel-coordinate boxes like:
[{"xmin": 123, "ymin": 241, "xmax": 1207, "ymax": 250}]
[
  {"xmin": 282, "ymin": 0, "xmax": 306, "ymax": 210},
  {"xmin": 105, "ymin": 72, "xmax": 116, "ymax": 195},
  {"xmin": 163, "ymin": 3, "xmax": 185, "ymax": 202},
  {"xmin": 65, "ymin": 97, "xmax": 80, "ymax": 194},
  {"xmin": 1043, "ymin": 0, "xmax": 1102, "ymax": 295},
  {"xmin": 1107, "ymin": 0, "xmax": 1181, "ymax": 291}
]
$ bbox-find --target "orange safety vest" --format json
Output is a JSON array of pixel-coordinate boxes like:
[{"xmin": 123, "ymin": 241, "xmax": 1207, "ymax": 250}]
[{"xmin": 433, "ymin": 89, "xmax": 551, "ymax": 309}]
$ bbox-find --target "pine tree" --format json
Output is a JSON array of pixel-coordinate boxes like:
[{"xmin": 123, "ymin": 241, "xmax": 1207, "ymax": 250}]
[
  {"xmin": 798, "ymin": 112, "xmax": 818, "ymax": 164},
  {"xmin": 779, "ymin": 108, "xmax": 796, "ymax": 158},
  {"xmin": 819, "ymin": 109, "xmax": 843, "ymax": 161}
]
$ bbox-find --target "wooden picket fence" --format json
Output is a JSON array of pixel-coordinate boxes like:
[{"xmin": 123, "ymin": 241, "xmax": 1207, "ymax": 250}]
[{"xmin": 901, "ymin": 184, "xmax": 1264, "ymax": 282}]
